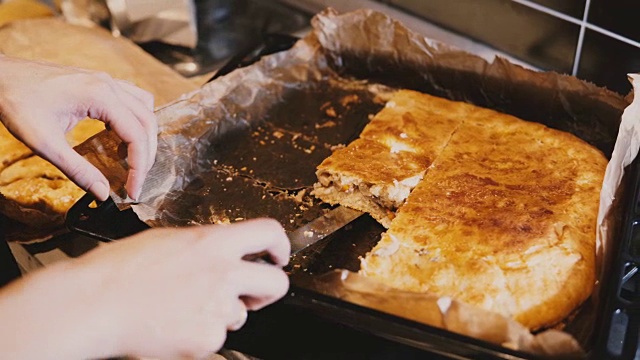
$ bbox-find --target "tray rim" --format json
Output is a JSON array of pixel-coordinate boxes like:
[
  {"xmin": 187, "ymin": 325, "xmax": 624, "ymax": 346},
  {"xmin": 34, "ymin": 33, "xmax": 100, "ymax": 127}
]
[{"xmin": 64, "ymin": 31, "xmax": 634, "ymax": 360}]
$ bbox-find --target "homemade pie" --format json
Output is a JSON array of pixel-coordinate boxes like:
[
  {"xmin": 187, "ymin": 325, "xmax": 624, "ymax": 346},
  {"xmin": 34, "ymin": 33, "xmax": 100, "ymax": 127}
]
[
  {"xmin": 313, "ymin": 90, "xmax": 470, "ymax": 227},
  {"xmin": 313, "ymin": 90, "xmax": 607, "ymax": 330}
]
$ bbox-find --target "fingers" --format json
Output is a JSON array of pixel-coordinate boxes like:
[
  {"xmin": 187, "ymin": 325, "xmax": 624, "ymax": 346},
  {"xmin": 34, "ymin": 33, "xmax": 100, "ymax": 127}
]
[
  {"xmin": 115, "ymin": 79, "xmax": 154, "ymax": 110},
  {"xmin": 234, "ymin": 262, "xmax": 290, "ymax": 311},
  {"xmin": 114, "ymin": 79, "xmax": 157, "ymax": 172},
  {"xmin": 90, "ymin": 221, "xmax": 291, "ymax": 355},
  {"xmin": 226, "ymin": 300, "xmax": 248, "ymax": 332},
  {"xmin": 26, "ymin": 128, "xmax": 111, "ymax": 201},
  {"xmin": 88, "ymin": 88, "xmax": 155, "ymax": 201},
  {"xmin": 207, "ymin": 219, "xmax": 291, "ymax": 267},
  {"xmin": 0, "ymin": 65, "xmax": 157, "ymax": 202},
  {"xmin": 104, "ymin": 113, "xmax": 148, "ymax": 201},
  {"xmin": 189, "ymin": 220, "xmax": 291, "ymax": 311},
  {"xmin": 56, "ymin": 148, "xmax": 111, "ymax": 201}
]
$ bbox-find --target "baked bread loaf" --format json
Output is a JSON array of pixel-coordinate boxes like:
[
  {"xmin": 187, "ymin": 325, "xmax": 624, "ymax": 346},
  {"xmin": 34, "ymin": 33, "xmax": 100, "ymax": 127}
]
[{"xmin": 314, "ymin": 90, "xmax": 607, "ymax": 330}]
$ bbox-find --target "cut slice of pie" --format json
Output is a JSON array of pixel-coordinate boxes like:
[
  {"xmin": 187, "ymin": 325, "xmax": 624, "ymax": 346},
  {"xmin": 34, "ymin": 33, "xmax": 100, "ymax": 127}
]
[
  {"xmin": 313, "ymin": 90, "xmax": 471, "ymax": 227},
  {"xmin": 0, "ymin": 125, "xmax": 32, "ymax": 172},
  {"xmin": 0, "ymin": 177, "xmax": 85, "ymax": 227}
]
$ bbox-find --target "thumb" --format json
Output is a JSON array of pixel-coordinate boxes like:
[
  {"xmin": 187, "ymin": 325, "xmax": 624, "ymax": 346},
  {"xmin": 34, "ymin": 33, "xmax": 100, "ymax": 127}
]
[{"xmin": 39, "ymin": 140, "xmax": 111, "ymax": 201}]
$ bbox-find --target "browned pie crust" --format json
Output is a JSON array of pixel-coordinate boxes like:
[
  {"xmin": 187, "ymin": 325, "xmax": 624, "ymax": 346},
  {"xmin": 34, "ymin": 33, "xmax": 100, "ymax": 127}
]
[
  {"xmin": 315, "ymin": 90, "xmax": 607, "ymax": 330},
  {"xmin": 314, "ymin": 90, "xmax": 470, "ymax": 227}
]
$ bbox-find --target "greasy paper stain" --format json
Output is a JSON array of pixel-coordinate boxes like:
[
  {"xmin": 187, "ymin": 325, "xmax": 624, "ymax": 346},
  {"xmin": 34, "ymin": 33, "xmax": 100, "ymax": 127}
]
[{"xmin": 156, "ymin": 79, "xmax": 385, "ymax": 231}]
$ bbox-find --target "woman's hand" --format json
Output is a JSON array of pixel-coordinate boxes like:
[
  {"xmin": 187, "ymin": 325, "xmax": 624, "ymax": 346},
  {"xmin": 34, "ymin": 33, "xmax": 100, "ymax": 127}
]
[
  {"xmin": 0, "ymin": 55, "xmax": 157, "ymax": 201},
  {"xmin": 0, "ymin": 219, "xmax": 290, "ymax": 360},
  {"xmin": 85, "ymin": 219, "xmax": 291, "ymax": 359}
]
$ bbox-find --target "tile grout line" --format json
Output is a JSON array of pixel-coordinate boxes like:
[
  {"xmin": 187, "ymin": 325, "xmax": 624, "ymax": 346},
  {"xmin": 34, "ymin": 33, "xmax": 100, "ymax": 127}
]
[
  {"xmin": 571, "ymin": 0, "xmax": 591, "ymax": 76},
  {"xmin": 510, "ymin": 0, "xmax": 585, "ymax": 75},
  {"xmin": 584, "ymin": 23, "xmax": 640, "ymax": 49},
  {"xmin": 510, "ymin": 0, "xmax": 584, "ymax": 25},
  {"xmin": 512, "ymin": 0, "xmax": 640, "ymax": 69}
]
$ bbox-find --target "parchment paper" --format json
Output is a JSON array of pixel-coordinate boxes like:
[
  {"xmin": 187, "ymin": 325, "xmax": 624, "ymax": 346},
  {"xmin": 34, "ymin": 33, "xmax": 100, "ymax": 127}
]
[{"xmin": 77, "ymin": 8, "xmax": 637, "ymax": 357}]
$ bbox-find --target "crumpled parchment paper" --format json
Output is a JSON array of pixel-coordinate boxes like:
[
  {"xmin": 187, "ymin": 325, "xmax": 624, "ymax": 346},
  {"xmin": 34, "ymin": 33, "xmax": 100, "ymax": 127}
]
[{"xmin": 77, "ymin": 8, "xmax": 638, "ymax": 357}]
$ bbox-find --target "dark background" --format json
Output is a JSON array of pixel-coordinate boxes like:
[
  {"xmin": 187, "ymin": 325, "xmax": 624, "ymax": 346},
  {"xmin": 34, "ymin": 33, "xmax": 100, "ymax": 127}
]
[{"xmin": 377, "ymin": 0, "xmax": 639, "ymax": 96}]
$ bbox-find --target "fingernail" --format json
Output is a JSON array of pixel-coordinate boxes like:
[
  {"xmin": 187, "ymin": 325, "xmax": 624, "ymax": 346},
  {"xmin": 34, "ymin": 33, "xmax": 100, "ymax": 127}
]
[
  {"xmin": 89, "ymin": 182, "xmax": 110, "ymax": 201},
  {"xmin": 126, "ymin": 177, "xmax": 142, "ymax": 202},
  {"xmin": 130, "ymin": 187, "xmax": 142, "ymax": 202}
]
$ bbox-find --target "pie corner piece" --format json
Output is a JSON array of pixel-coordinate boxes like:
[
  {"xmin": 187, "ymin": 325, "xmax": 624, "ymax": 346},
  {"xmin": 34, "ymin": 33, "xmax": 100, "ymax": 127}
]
[
  {"xmin": 313, "ymin": 90, "xmax": 467, "ymax": 228},
  {"xmin": 315, "ymin": 89, "xmax": 607, "ymax": 331}
]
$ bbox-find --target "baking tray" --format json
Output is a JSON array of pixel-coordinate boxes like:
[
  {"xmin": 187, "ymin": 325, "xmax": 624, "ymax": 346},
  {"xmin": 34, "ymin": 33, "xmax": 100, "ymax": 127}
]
[{"xmin": 66, "ymin": 33, "xmax": 640, "ymax": 359}]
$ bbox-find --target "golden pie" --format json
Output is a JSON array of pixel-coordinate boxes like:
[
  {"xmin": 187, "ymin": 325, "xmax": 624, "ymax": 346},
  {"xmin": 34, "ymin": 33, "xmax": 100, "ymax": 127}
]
[{"xmin": 314, "ymin": 90, "xmax": 607, "ymax": 330}]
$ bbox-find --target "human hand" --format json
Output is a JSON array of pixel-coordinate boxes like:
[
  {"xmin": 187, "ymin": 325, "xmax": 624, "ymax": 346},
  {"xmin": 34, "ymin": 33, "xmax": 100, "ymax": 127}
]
[
  {"xmin": 0, "ymin": 55, "xmax": 157, "ymax": 201},
  {"xmin": 0, "ymin": 219, "xmax": 290, "ymax": 359},
  {"xmin": 73, "ymin": 218, "xmax": 290, "ymax": 359}
]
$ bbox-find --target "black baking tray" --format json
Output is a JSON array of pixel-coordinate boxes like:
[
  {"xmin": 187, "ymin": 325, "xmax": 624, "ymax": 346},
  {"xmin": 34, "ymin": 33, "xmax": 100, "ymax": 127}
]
[
  {"xmin": 66, "ymin": 32, "xmax": 640, "ymax": 359},
  {"xmin": 65, "ymin": 197, "xmax": 542, "ymax": 360}
]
